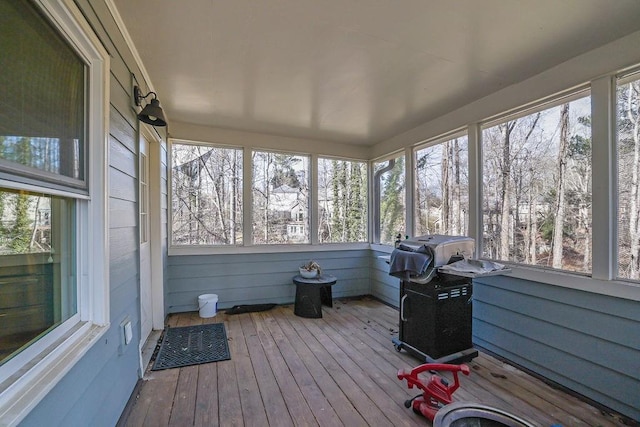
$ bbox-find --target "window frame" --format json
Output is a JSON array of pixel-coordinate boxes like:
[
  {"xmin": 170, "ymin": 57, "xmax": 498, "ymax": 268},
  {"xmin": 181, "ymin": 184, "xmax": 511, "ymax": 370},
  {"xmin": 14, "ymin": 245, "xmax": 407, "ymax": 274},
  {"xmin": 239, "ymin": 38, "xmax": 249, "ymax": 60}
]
[
  {"xmin": 413, "ymin": 130, "xmax": 470, "ymax": 238},
  {"xmin": 614, "ymin": 69, "xmax": 640, "ymax": 282},
  {"xmin": 250, "ymin": 148, "xmax": 311, "ymax": 245},
  {"xmin": 169, "ymin": 139, "xmax": 244, "ymax": 247},
  {"xmin": 0, "ymin": 0, "xmax": 109, "ymax": 423},
  {"xmin": 369, "ymin": 76, "xmax": 638, "ymax": 300},
  {"xmin": 478, "ymin": 88, "xmax": 593, "ymax": 274},
  {"xmin": 371, "ymin": 151, "xmax": 406, "ymax": 245},
  {"xmin": 316, "ymin": 155, "xmax": 369, "ymax": 244},
  {"xmin": 168, "ymin": 142, "xmax": 373, "ymax": 254}
]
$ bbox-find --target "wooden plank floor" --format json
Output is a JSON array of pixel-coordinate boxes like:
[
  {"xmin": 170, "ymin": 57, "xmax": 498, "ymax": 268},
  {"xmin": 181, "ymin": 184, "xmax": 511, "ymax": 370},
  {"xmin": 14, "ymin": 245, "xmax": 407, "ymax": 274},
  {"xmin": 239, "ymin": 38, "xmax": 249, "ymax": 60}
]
[{"xmin": 118, "ymin": 297, "xmax": 629, "ymax": 427}]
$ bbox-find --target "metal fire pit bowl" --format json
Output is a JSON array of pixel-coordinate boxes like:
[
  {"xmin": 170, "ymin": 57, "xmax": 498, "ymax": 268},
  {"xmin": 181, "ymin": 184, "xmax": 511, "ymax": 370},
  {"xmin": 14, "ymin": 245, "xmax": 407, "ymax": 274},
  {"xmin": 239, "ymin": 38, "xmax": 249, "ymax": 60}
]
[{"xmin": 433, "ymin": 402, "xmax": 536, "ymax": 427}]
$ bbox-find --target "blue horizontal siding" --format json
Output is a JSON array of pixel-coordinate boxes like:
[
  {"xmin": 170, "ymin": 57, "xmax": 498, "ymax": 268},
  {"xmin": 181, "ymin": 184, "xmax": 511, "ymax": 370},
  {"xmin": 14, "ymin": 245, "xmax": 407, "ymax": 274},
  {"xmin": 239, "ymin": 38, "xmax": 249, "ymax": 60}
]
[
  {"xmin": 166, "ymin": 249, "xmax": 371, "ymax": 313},
  {"xmin": 370, "ymin": 250, "xmax": 399, "ymax": 306},
  {"xmin": 473, "ymin": 275, "xmax": 640, "ymax": 421}
]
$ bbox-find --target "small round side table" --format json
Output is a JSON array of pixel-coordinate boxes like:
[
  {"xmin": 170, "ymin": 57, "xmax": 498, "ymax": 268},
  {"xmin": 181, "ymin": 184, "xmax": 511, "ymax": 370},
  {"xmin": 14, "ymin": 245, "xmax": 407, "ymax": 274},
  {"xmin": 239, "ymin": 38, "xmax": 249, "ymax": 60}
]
[{"xmin": 292, "ymin": 274, "xmax": 337, "ymax": 318}]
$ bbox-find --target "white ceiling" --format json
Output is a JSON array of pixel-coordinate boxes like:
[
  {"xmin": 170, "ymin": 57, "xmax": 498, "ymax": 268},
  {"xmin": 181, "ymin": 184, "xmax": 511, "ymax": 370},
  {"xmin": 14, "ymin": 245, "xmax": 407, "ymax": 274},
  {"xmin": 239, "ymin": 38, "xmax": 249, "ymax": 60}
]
[{"xmin": 112, "ymin": 0, "xmax": 640, "ymax": 146}]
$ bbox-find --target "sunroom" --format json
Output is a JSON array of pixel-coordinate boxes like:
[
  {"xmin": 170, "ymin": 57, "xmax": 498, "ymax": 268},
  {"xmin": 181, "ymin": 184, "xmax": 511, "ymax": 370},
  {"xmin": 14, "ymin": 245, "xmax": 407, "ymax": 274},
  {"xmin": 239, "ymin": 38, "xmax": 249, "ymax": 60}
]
[{"xmin": 1, "ymin": 0, "xmax": 639, "ymax": 426}]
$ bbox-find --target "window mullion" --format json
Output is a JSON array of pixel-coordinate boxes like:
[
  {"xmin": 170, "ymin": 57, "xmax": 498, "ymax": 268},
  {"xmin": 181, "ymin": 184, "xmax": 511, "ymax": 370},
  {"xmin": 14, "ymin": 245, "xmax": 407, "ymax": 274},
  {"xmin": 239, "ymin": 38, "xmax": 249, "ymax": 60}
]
[
  {"xmin": 591, "ymin": 76, "xmax": 616, "ymax": 280},
  {"xmin": 468, "ymin": 123, "xmax": 483, "ymax": 259},
  {"xmin": 310, "ymin": 154, "xmax": 319, "ymax": 245},
  {"xmin": 404, "ymin": 146, "xmax": 414, "ymax": 238},
  {"xmin": 243, "ymin": 147, "xmax": 253, "ymax": 246}
]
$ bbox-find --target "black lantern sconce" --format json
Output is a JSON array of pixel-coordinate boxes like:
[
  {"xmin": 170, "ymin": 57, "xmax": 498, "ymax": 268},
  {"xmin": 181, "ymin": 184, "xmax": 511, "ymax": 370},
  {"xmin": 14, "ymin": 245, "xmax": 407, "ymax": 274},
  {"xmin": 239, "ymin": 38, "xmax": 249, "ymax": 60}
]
[{"xmin": 133, "ymin": 86, "xmax": 167, "ymax": 127}]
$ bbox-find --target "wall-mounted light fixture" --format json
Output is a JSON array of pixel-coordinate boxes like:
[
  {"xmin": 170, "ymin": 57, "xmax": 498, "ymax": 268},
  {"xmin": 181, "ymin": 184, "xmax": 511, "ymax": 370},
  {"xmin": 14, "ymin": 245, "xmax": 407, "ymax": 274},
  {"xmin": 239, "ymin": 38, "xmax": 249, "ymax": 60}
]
[{"xmin": 133, "ymin": 85, "xmax": 167, "ymax": 127}]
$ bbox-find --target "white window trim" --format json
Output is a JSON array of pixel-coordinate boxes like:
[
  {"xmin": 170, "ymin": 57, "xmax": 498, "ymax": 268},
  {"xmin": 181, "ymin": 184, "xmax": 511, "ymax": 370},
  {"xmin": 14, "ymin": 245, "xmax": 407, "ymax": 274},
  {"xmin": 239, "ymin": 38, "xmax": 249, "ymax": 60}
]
[
  {"xmin": 0, "ymin": 0, "xmax": 110, "ymax": 425},
  {"xmin": 406, "ymin": 128, "xmax": 470, "ymax": 237},
  {"xmin": 371, "ymin": 151, "xmax": 406, "ymax": 244},
  {"xmin": 367, "ymin": 70, "xmax": 640, "ymax": 301},
  {"xmin": 316, "ymin": 156, "xmax": 369, "ymax": 245},
  {"xmin": 169, "ymin": 138, "xmax": 373, "ymax": 251},
  {"xmin": 310, "ymin": 153, "xmax": 319, "ymax": 245},
  {"xmin": 168, "ymin": 139, "xmax": 245, "ymax": 247},
  {"xmin": 478, "ymin": 89, "xmax": 593, "ymax": 272}
]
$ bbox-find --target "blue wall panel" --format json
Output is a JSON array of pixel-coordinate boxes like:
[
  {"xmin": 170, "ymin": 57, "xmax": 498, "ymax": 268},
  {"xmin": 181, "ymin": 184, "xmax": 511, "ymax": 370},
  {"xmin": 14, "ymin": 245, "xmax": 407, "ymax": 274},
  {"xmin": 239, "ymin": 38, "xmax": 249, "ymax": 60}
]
[
  {"xmin": 473, "ymin": 276, "xmax": 640, "ymax": 421},
  {"xmin": 370, "ymin": 249, "xmax": 399, "ymax": 307},
  {"xmin": 166, "ymin": 249, "xmax": 371, "ymax": 312}
]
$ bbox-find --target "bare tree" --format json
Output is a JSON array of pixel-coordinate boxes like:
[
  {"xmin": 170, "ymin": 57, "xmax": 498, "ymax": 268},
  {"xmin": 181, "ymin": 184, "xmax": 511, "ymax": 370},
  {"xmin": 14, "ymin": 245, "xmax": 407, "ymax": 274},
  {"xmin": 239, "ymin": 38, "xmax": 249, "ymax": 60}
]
[
  {"xmin": 551, "ymin": 104, "xmax": 570, "ymax": 268},
  {"xmin": 624, "ymin": 82, "xmax": 640, "ymax": 278},
  {"xmin": 441, "ymin": 141, "xmax": 450, "ymax": 233},
  {"xmin": 499, "ymin": 122, "xmax": 516, "ymax": 259}
]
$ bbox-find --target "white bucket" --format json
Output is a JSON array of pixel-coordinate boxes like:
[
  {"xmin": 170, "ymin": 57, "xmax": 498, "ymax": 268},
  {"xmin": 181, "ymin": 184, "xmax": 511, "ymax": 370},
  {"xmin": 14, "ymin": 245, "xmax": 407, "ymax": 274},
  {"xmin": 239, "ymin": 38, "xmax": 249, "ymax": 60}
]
[{"xmin": 198, "ymin": 294, "xmax": 218, "ymax": 318}]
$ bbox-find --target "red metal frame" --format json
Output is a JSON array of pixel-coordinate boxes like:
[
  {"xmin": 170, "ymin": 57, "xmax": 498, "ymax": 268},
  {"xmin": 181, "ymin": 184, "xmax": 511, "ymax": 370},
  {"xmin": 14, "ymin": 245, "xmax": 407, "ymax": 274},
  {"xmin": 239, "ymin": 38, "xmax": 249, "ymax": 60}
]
[{"xmin": 397, "ymin": 363, "xmax": 470, "ymax": 421}]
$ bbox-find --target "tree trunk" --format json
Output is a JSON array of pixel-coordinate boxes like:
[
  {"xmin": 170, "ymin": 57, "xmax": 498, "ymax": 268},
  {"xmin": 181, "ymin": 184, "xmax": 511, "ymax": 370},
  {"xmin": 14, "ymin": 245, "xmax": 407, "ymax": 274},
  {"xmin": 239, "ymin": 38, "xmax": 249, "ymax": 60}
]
[
  {"xmin": 230, "ymin": 151, "xmax": 237, "ymax": 244},
  {"xmin": 452, "ymin": 139, "xmax": 461, "ymax": 235},
  {"xmin": 499, "ymin": 122, "xmax": 515, "ymax": 260},
  {"xmin": 441, "ymin": 141, "xmax": 450, "ymax": 234},
  {"xmin": 551, "ymin": 103, "xmax": 570, "ymax": 269},
  {"xmin": 628, "ymin": 83, "xmax": 640, "ymax": 278},
  {"xmin": 528, "ymin": 179, "xmax": 538, "ymax": 265}
]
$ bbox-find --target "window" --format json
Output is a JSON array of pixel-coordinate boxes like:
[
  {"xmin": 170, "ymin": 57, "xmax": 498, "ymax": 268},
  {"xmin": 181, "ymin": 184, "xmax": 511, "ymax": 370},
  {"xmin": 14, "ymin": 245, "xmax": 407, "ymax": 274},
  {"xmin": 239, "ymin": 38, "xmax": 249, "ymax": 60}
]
[
  {"xmin": 0, "ymin": 1, "xmax": 86, "ymax": 192},
  {"xmin": 374, "ymin": 154, "xmax": 405, "ymax": 245},
  {"xmin": 617, "ymin": 73, "xmax": 640, "ymax": 280},
  {"xmin": 414, "ymin": 135, "xmax": 469, "ymax": 237},
  {"xmin": 252, "ymin": 150, "xmax": 309, "ymax": 244},
  {"xmin": 0, "ymin": 190, "xmax": 76, "ymax": 365},
  {"xmin": 0, "ymin": 0, "xmax": 86, "ymax": 368},
  {"xmin": 171, "ymin": 142, "xmax": 243, "ymax": 245},
  {"xmin": 482, "ymin": 94, "xmax": 592, "ymax": 273},
  {"xmin": 317, "ymin": 158, "xmax": 367, "ymax": 243},
  {"xmin": 0, "ymin": 0, "xmax": 108, "ymax": 422}
]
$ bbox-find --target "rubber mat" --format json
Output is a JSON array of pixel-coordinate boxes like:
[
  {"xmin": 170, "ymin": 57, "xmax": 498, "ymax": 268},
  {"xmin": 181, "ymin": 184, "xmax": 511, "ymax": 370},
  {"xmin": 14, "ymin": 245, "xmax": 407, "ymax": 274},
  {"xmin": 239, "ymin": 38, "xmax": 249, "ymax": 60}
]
[
  {"xmin": 225, "ymin": 303, "xmax": 277, "ymax": 315},
  {"xmin": 151, "ymin": 323, "xmax": 230, "ymax": 370}
]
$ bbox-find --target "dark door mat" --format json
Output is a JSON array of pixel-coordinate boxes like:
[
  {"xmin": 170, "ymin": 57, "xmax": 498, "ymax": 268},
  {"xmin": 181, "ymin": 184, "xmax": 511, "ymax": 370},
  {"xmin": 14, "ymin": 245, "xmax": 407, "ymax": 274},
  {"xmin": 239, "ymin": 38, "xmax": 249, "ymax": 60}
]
[
  {"xmin": 151, "ymin": 323, "xmax": 230, "ymax": 371},
  {"xmin": 225, "ymin": 303, "xmax": 277, "ymax": 315}
]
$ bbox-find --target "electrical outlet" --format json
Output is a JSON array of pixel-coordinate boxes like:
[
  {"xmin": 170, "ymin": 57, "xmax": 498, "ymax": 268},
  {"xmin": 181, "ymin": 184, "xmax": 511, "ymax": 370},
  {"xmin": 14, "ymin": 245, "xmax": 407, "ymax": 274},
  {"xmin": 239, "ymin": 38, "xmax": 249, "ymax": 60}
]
[
  {"xmin": 124, "ymin": 321, "xmax": 133, "ymax": 345},
  {"xmin": 119, "ymin": 317, "xmax": 133, "ymax": 355}
]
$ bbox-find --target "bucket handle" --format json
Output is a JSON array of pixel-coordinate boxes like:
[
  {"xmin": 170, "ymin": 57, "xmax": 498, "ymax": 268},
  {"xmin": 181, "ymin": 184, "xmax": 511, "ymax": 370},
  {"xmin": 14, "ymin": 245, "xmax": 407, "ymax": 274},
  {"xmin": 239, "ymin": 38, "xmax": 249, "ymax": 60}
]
[{"xmin": 200, "ymin": 298, "xmax": 217, "ymax": 308}]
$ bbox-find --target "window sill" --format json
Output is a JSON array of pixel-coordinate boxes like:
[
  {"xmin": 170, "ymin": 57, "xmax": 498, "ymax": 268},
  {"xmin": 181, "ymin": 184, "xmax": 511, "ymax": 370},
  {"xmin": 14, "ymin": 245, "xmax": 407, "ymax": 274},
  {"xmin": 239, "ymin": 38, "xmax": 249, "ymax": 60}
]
[
  {"xmin": 0, "ymin": 322, "xmax": 108, "ymax": 426},
  {"xmin": 477, "ymin": 264, "xmax": 640, "ymax": 302},
  {"xmin": 169, "ymin": 242, "xmax": 372, "ymax": 256}
]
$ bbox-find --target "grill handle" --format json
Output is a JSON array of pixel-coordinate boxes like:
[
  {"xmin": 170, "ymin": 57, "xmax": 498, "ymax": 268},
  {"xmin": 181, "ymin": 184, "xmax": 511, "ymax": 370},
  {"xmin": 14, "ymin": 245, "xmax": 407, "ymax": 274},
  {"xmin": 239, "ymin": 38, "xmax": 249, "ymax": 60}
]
[{"xmin": 400, "ymin": 294, "xmax": 408, "ymax": 321}]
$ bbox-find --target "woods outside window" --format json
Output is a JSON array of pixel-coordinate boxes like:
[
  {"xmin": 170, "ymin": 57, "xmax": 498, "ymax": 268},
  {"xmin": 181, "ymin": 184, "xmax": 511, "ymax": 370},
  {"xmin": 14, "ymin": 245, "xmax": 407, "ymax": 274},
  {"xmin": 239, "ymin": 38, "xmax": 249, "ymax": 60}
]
[
  {"xmin": 414, "ymin": 135, "xmax": 469, "ymax": 238},
  {"xmin": 171, "ymin": 142, "xmax": 243, "ymax": 245},
  {"xmin": 373, "ymin": 155, "xmax": 405, "ymax": 246},
  {"xmin": 317, "ymin": 158, "xmax": 367, "ymax": 243},
  {"xmin": 617, "ymin": 73, "xmax": 640, "ymax": 281},
  {"xmin": 252, "ymin": 150, "xmax": 309, "ymax": 245},
  {"xmin": 481, "ymin": 93, "xmax": 592, "ymax": 273}
]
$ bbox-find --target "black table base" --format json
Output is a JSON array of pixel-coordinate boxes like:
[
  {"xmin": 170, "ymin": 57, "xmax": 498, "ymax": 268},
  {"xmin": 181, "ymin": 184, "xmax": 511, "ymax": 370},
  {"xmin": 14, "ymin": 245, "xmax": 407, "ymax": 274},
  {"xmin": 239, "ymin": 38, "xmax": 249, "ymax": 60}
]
[{"xmin": 293, "ymin": 274, "xmax": 337, "ymax": 318}]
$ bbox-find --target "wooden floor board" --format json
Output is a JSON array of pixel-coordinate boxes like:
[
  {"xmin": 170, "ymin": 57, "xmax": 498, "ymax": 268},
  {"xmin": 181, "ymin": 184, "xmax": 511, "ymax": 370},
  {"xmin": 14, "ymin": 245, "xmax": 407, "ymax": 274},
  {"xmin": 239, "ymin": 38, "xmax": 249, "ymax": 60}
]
[
  {"xmin": 473, "ymin": 353, "xmax": 620, "ymax": 427},
  {"xmin": 266, "ymin": 310, "xmax": 344, "ymax": 427},
  {"xmin": 193, "ymin": 362, "xmax": 218, "ymax": 427},
  {"xmin": 320, "ymin": 304, "xmax": 503, "ymax": 415},
  {"xmin": 119, "ymin": 298, "xmax": 629, "ymax": 427},
  {"xmin": 240, "ymin": 314, "xmax": 294, "ymax": 427},
  {"xmin": 273, "ymin": 310, "xmax": 371, "ymax": 426},
  {"xmin": 295, "ymin": 312, "xmax": 420, "ymax": 426},
  {"xmin": 278, "ymin": 307, "xmax": 400, "ymax": 427},
  {"xmin": 168, "ymin": 365, "xmax": 199, "ymax": 426},
  {"xmin": 253, "ymin": 312, "xmax": 318, "ymax": 426},
  {"xmin": 216, "ymin": 319, "xmax": 244, "ymax": 426},
  {"xmin": 227, "ymin": 314, "xmax": 269, "ymax": 427}
]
